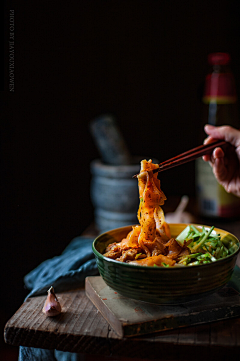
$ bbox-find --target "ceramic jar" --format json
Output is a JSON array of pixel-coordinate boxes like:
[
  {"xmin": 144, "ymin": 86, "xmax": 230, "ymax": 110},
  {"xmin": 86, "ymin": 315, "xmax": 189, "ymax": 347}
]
[{"xmin": 90, "ymin": 157, "xmax": 142, "ymax": 233}]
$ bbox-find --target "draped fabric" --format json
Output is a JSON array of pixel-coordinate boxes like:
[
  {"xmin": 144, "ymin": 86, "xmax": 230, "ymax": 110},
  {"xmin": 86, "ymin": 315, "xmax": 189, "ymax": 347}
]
[{"xmin": 19, "ymin": 236, "xmax": 99, "ymax": 361}]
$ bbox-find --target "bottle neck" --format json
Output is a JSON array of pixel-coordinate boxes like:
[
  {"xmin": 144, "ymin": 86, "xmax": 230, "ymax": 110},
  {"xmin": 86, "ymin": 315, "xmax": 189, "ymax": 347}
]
[{"xmin": 211, "ymin": 64, "xmax": 230, "ymax": 73}]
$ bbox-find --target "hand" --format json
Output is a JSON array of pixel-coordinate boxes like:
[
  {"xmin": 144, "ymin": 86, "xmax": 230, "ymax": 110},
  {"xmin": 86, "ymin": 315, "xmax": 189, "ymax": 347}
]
[{"xmin": 203, "ymin": 124, "xmax": 240, "ymax": 197}]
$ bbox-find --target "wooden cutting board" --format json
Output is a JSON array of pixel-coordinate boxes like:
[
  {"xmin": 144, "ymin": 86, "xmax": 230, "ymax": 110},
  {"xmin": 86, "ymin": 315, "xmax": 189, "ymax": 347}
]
[{"xmin": 85, "ymin": 268, "xmax": 240, "ymax": 338}]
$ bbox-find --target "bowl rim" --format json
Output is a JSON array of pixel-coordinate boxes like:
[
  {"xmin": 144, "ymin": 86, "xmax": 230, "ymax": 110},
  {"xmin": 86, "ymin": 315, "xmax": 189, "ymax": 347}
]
[{"xmin": 92, "ymin": 223, "xmax": 240, "ymax": 271}]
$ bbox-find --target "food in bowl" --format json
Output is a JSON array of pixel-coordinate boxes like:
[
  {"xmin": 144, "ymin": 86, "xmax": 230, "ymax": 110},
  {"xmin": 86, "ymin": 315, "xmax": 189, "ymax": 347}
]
[
  {"xmin": 93, "ymin": 159, "xmax": 239, "ymax": 303},
  {"xmin": 103, "ymin": 159, "xmax": 239, "ymax": 267},
  {"xmin": 93, "ymin": 223, "xmax": 239, "ymax": 304}
]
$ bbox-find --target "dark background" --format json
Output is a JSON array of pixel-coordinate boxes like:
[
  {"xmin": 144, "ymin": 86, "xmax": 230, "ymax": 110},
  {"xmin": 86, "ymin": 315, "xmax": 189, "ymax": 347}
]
[{"xmin": 1, "ymin": 0, "xmax": 240, "ymax": 355}]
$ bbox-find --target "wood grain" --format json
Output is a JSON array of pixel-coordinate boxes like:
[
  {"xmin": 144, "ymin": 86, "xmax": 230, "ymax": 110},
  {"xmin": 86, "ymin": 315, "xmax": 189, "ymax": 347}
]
[
  {"xmin": 4, "ymin": 218, "xmax": 240, "ymax": 360},
  {"xmin": 4, "ymin": 287, "xmax": 240, "ymax": 360},
  {"xmin": 85, "ymin": 275, "xmax": 240, "ymax": 338}
]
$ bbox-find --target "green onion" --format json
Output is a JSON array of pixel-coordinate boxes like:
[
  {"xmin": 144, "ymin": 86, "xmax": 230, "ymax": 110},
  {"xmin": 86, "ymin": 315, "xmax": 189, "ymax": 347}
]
[
  {"xmin": 176, "ymin": 225, "xmax": 191, "ymax": 246},
  {"xmin": 175, "ymin": 225, "xmax": 236, "ymax": 266},
  {"xmin": 162, "ymin": 262, "xmax": 170, "ymax": 268},
  {"xmin": 190, "ymin": 225, "xmax": 201, "ymax": 236},
  {"xmin": 191, "ymin": 226, "xmax": 215, "ymax": 252},
  {"xmin": 188, "ymin": 261, "xmax": 200, "ymax": 266}
]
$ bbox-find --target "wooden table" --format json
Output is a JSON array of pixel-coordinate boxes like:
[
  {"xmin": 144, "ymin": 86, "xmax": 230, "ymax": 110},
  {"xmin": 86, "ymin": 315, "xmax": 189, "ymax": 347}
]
[{"xmin": 4, "ymin": 207, "xmax": 240, "ymax": 361}]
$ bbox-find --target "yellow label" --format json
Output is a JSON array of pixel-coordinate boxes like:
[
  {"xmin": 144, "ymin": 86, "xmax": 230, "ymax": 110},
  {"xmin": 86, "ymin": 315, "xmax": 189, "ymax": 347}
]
[{"xmin": 203, "ymin": 96, "xmax": 237, "ymax": 104}]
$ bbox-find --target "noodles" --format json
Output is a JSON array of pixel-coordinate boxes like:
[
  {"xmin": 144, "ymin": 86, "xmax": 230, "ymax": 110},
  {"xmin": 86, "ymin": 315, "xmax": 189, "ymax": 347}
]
[
  {"xmin": 103, "ymin": 159, "xmax": 179, "ymax": 266},
  {"xmin": 103, "ymin": 159, "xmax": 229, "ymax": 267}
]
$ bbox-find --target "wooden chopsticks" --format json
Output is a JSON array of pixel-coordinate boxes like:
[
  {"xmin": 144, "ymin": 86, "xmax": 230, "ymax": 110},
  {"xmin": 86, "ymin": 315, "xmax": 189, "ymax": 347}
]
[{"xmin": 133, "ymin": 139, "xmax": 227, "ymax": 178}]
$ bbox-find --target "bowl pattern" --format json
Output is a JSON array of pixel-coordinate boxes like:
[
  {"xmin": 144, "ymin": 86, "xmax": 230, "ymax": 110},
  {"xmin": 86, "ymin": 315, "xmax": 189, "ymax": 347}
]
[{"xmin": 92, "ymin": 224, "xmax": 240, "ymax": 304}]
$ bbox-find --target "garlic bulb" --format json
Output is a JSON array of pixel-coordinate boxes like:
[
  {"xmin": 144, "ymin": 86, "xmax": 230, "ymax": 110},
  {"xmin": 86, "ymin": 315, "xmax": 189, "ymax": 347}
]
[{"xmin": 42, "ymin": 286, "xmax": 61, "ymax": 316}]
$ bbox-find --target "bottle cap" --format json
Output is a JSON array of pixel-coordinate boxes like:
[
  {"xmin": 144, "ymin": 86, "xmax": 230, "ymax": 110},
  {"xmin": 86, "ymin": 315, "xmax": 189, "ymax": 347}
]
[{"xmin": 208, "ymin": 52, "xmax": 231, "ymax": 65}]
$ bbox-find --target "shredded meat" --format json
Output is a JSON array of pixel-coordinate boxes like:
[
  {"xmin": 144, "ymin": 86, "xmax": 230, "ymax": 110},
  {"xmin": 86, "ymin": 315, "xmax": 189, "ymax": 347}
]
[
  {"xmin": 165, "ymin": 238, "xmax": 183, "ymax": 259},
  {"xmin": 177, "ymin": 247, "xmax": 191, "ymax": 258},
  {"xmin": 103, "ymin": 250, "xmax": 122, "ymax": 260},
  {"xmin": 116, "ymin": 249, "xmax": 140, "ymax": 262},
  {"xmin": 105, "ymin": 243, "xmax": 119, "ymax": 253}
]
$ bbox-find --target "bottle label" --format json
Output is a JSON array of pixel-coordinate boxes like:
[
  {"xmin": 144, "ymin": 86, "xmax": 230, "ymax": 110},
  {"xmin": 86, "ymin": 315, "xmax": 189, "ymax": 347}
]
[
  {"xmin": 195, "ymin": 159, "xmax": 240, "ymax": 218},
  {"xmin": 203, "ymin": 73, "xmax": 237, "ymax": 104}
]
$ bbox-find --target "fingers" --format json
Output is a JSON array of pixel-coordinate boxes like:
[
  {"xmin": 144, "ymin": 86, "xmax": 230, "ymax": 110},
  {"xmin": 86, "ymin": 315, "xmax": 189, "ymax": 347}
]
[
  {"xmin": 204, "ymin": 124, "xmax": 240, "ymax": 148},
  {"xmin": 202, "ymin": 146, "xmax": 225, "ymax": 163},
  {"xmin": 211, "ymin": 156, "xmax": 228, "ymax": 183},
  {"xmin": 212, "ymin": 146, "xmax": 225, "ymax": 159},
  {"xmin": 202, "ymin": 135, "xmax": 225, "ymax": 162},
  {"xmin": 202, "ymin": 154, "xmax": 211, "ymax": 162},
  {"xmin": 204, "ymin": 146, "xmax": 228, "ymax": 183},
  {"xmin": 202, "ymin": 125, "xmax": 240, "ymax": 163},
  {"xmin": 203, "ymin": 135, "xmax": 216, "ymax": 145},
  {"xmin": 202, "ymin": 136, "xmax": 217, "ymax": 160},
  {"xmin": 201, "ymin": 125, "xmax": 240, "ymax": 195}
]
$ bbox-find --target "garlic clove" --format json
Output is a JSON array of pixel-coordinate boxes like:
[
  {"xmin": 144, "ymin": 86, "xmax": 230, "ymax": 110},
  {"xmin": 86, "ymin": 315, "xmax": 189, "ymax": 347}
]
[{"xmin": 42, "ymin": 286, "xmax": 62, "ymax": 317}]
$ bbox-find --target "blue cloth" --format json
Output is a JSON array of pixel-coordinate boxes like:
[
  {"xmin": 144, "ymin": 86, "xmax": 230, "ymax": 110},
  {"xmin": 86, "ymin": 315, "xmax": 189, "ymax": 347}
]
[{"xmin": 19, "ymin": 236, "xmax": 99, "ymax": 361}]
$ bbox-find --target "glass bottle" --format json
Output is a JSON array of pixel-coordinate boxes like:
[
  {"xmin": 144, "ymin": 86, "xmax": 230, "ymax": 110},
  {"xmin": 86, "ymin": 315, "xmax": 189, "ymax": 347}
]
[{"xmin": 195, "ymin": 52, "xmax": 240, "ymax": 218}]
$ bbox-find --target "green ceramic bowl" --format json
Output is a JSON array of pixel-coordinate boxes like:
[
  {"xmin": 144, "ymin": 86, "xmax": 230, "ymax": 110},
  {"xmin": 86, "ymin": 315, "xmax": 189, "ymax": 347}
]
[{"xmin": 92, "ymin": 224, "xmax": 240, "ymax": 304}]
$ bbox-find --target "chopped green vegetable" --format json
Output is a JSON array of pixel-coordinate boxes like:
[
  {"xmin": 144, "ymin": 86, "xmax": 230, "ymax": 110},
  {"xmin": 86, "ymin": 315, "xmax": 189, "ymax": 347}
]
[
  {"xmin": 162, "ymin": 262, "xmax": 170, "ymax": 268},
  {"xmin": 190, "ymin": 225, "xmax": 201, "ymax": 236},
  {"xmin": 175, "ymin": 224, "xmax": 236, "ymax": 266},
  {"xmin": 176, "ymin": 225, "xmax": 191, "ymax": 245},
  {"xmin": 190, "ymin": 226, "xmax": 214, "ymax": 252},
  {"xmin": 228, "ymin": 244, "xmax": 239, "ymax": 254},
  {"xmin": 188, "ymin": 261, "xmax": 200, "ymax": 266}
]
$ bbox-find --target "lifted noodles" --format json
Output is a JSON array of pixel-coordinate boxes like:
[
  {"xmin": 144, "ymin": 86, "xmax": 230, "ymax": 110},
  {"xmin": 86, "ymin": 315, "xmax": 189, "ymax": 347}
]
[
  {"xmin": 103, "ymin": 160, "xmax": 238, "ymax": 267},
  {"xmin": 103, "ymin": 160, "xmax": 187, "ymax": 267}
]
